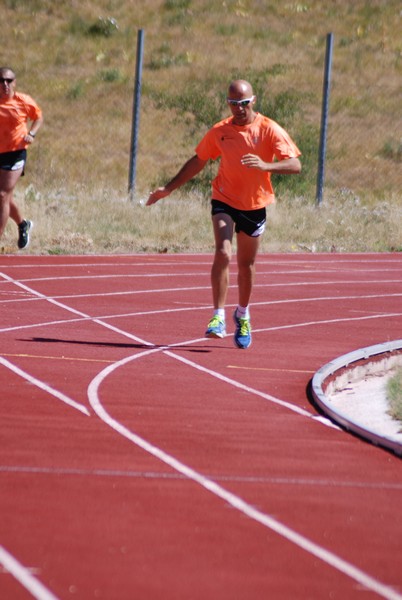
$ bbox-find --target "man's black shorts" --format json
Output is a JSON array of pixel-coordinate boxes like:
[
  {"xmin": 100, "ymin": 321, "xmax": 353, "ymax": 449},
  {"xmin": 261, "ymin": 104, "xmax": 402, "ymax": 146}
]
[
  {"xmin": 211, "ymin": 199, "xmax": 266, "ymax": 237},
  {"xmin": 0, "ymin": 149, "xmax": 27, "ymax": 173}
]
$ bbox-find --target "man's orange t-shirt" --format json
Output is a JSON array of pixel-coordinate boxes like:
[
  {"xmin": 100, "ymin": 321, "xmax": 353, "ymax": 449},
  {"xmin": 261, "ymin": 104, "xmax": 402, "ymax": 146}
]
[
  {"xmin": 195, "ymin": 113, "xmax": 301, "ymax": 211},
  {"xmin": 0, "ymin": 92, "xmax": 42, "ymax": 153}
]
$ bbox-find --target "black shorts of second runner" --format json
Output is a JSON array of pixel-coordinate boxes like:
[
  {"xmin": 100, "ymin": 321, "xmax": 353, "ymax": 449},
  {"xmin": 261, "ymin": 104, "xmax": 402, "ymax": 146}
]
[
  {"xmin": 0, "ymin": 149, "xmax": 27, "ymax": 174},
  {"xmin": 211, "ymin": 199, "xmax": 266, "ymax": 237}
]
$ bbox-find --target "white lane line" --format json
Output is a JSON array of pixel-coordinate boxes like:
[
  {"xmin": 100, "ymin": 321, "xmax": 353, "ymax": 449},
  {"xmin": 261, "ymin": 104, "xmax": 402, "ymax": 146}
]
[
  {"xmin": 0, "ymin": 316, "xmax": 95, "ymax": 334},
  {"xmin": 0, "ymin": 267, "xmax": 400, "ymax": 283},
  {"xmin": 0, "ymin": 356, "xmax": 90, "ymax": 416},
  {"xmin": 0, "ymin": 259, "xmax": 211, "ymax": 270},
  {"xmin": 253, "ymin": 311, "xmax": 402, "ymax": 334},
  {"xmin": 0, "ymin": 253, "xmax": 399, "ymax": 265},
  {"xmin": 87, "ymin": 351, "xmax": 402, "ymax": 600},
  {"xmin": 0, "ymin": 285, "xmax": 209, "ymax": 303},
  {"xmin": 3, "ymin": 465, "xmax": 402, "ymax": 489},
  {"xmin": 0, "ymin": 272, "xmax": 155, "ymax": 347},
  {"xmin": 0, "ymin": 545, "xmax": 59, "ymax": 600},
  {"xmin": 2, "ymin": 289, "xmax": 402, "ymax": 306},
  {"xmin": 0, "ymin": 273, "xmax": 209, "ymax": 283},
  {"xmin": 1, "ymin": 276, "xmax": 401, "ymax": 305},
  {"xmin": 0, "ymin": 272, "xmax": 155, "ymax": 416},
  {"xmin": 164, "ymin": 350, "xmax": 311, "ymax": 417},
  {"xmin": 1, "ymin": 305, "xmax": 402, "ymax": 339},
  {"xmin": 164, "ymin": 350, "xmax": 340, "ymax": 429}
]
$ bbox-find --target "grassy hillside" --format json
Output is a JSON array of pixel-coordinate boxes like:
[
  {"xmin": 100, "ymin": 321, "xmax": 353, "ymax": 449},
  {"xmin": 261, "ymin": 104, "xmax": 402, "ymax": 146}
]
[{"xmin": 1, "ymin": 0, "xmax": 401, "ymax": 253}]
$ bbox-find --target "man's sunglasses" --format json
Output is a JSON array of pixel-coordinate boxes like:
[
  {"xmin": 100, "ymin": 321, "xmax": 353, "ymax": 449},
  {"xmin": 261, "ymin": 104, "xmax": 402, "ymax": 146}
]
[
  {"xmin": 0, "ymin": 78, "xmax": 15, "ymax": 84},
  {"xmin": 227, "ymin": 96, "xmax": 255, "ymax": 107}
]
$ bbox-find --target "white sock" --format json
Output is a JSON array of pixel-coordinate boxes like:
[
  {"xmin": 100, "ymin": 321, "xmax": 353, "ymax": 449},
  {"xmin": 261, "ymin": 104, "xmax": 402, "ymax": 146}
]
[
  {"xmin": 236, "ymin": 305, "xmax": 250, "ymax": 319},
  {"xmin": 214, "ymin": 308, "xmax": 225, "ymax": 320}
]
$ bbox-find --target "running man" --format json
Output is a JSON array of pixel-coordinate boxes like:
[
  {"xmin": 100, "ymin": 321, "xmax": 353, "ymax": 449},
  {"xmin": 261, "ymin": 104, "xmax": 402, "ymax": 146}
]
[
  {"xmin": 0, "ymin": 66, "xmax": 43, "ymax": 249},
  {"xmin": 147, "ymin": 79, "xmax": 301, "ymax": 349}
]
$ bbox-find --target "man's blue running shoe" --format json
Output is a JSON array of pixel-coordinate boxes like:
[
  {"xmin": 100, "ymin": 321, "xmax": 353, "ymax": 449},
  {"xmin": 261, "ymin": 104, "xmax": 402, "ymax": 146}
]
[
  {"xmin": 233, "ymin": 311, "xmax": 252, "ymax": 349},
  {"xmin": 205, "ymin": 315, "xmax": 226, "ymax": 338}
]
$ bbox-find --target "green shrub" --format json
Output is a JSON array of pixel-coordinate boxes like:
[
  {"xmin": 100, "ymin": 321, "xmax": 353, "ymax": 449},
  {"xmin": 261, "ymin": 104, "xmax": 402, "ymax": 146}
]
[
  {"xmin": 148, "ymin": 44, "xmax": 193, "ymax": 70},
  {"xmin": 87, "ymin": 17, "xmax": 119, "ymax": 38},
  {"xmin": 386, "ymin": 368, "xmax": 402, "ymax": 426},
  {"xmin": 68, "ymin": 15, "xmax": 119, "ymax": 37},
  {"xmin": 98, "ymin": 69, "xmax": 123, "ymax": 83},
  {"xmin": 380, "ymin": 140, "xmax": 402, "ymax": 162},
  {"xmin": 66, "ymin": 81, "xmax": 85, "ymax": 100}
]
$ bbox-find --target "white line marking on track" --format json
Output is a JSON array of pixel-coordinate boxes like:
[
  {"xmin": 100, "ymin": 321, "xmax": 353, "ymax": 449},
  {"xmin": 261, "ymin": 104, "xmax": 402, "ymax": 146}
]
[
  {"xmin": 0, "ymin": 316, "xmax": 93, "ymax": 334},
  {"xmin": 0, "ymin": 252, "xmax": 400, "ymax": 267},
  {"xmin": 0, "ymin": 356, "xmax": 90, "ymax": 416},
  {"xmin": 87, "ymin": 350, "xmax": 402, "ymax": 600},
  {"xmin": 164, "ymin": 350, "xmax": 312, "ymax": 417},
  {"xmin": 228, "ymin": 365, "xmax": 313, "ymax": 373},
  {"xmin": 1, "ymin": 282, "xmax": 402, "ymax": 305},
  {"xmin": 254, "ymin": 311, "xmax": 402, "ymax": 334},
  {"xmin": 3, "ymin": 465, "xmax": 402, "ymax": 489},
  {"xmin": 1, "ymin": 303, "xmax": 402, "ymax": 339},
  {"xmin": 0, "ymin": 545, "xmax": 59, "ymax": 600},
  {"xmin": 0, "ymin": 271, "xmax": 155, "ymax": 346},
  {"xmin": 165, "ymin": 350, "xmax": 340, "ymax": 429}
]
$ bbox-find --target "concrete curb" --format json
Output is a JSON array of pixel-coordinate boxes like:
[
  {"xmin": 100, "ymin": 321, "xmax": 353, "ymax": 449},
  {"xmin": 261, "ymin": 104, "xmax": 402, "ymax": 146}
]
[{"xmin": 311, "ymin": 340, "xmax": 402, "ymax": 456}]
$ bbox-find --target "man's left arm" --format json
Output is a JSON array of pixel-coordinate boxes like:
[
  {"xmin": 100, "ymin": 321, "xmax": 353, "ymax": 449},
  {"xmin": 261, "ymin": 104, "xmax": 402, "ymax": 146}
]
[{"xmin": 241, "ymin": 154, "xmax": 301, "ymax": 174}]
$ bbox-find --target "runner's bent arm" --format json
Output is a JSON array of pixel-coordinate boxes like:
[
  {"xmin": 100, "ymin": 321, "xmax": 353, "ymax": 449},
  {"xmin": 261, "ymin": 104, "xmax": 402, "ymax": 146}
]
[
  {"xmin": 24, "ymin": 115, "xmax": 44, "ymax": 143},
  {"xmin": 240, "ymin": 155, "xmax": 301, "ymax": 174}
]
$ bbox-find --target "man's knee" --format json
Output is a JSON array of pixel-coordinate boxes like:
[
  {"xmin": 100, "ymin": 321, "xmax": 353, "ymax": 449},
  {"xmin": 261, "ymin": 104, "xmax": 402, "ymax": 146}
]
[
  {"xmin": 214, "ymin": 245, "xmax": 231, "ymax": 266},
  {"xmin": 0, "ymin": 189, "xmax": 9, "ymax": 203},
  {"xmin": 238, "ymin": 260, "xmax": 256, "ymax": 275}
]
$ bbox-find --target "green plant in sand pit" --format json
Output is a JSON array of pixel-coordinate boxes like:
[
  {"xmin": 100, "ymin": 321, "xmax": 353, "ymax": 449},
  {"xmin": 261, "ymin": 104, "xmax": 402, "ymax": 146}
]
[{"xmin": 386, "ymin": 368, "xmax": 402, "ymax": 428}]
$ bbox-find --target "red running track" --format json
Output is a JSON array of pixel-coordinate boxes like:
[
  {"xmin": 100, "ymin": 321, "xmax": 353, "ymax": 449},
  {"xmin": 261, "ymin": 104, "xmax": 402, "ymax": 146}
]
[{"xmin": 1, "ymin": 252, "xmax": 401, "ymax": 600}]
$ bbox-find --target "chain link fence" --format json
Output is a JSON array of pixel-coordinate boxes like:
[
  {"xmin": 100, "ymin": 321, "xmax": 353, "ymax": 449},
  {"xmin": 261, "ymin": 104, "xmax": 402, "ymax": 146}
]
[{"xmin": 325, "ymin": 80, "xmax": 401, "ymax": 196}]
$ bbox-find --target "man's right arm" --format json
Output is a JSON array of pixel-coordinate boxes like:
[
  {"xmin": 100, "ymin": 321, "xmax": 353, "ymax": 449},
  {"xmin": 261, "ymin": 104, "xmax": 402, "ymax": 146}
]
[{"xmin": 147, "ymin": 155, "xmax": 207, "ymax": 205}]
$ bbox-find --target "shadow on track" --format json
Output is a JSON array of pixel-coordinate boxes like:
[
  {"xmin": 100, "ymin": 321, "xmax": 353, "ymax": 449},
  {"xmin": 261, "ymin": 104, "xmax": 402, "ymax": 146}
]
[{"xmin": 20, "ymin": 336, "xmax": 214, "ymax": 353}]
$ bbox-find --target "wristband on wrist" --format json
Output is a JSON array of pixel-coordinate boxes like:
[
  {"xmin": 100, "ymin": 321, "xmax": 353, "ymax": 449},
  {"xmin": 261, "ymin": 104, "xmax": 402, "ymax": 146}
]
[{"xmin": 29, "ymin": 131, "xmax": 36, "ymax": 137}]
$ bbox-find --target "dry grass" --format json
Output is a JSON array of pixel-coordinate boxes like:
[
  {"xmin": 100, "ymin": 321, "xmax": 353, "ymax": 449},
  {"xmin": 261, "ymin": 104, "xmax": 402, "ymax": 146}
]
[
  {"xmin": 1, "ymin": 185, "xmax": 401, "ymax": 255},
  {"xmin": 1, "ymin": 0, "xmax": 401, "ymax": 254}
]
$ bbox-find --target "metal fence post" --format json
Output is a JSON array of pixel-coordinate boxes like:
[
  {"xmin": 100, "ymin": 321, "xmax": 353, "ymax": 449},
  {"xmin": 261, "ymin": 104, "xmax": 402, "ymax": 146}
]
[
  {"xmin": 316, "ymin": 32, "xmax": 334, "ymax": 205},
  {"xmin": 128, "ymin": 28, "xmax": 145, "ymax": 199}
]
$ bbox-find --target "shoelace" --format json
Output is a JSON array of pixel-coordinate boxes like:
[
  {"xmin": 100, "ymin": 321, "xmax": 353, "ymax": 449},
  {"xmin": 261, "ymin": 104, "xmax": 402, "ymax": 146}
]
[
  {"xmin": 238, "ymin": 318, "xmax": 251, "ymax": 335},
  {"xmin": 210, "ymin": 315, "xmax": 224, "ymax": 327}
]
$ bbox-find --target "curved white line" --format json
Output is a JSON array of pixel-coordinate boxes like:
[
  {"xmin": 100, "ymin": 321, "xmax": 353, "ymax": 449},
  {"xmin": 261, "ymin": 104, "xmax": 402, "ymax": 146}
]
[{"xmin": 87, "ymin": 351, "xmax": 402, "ymax": 600}]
